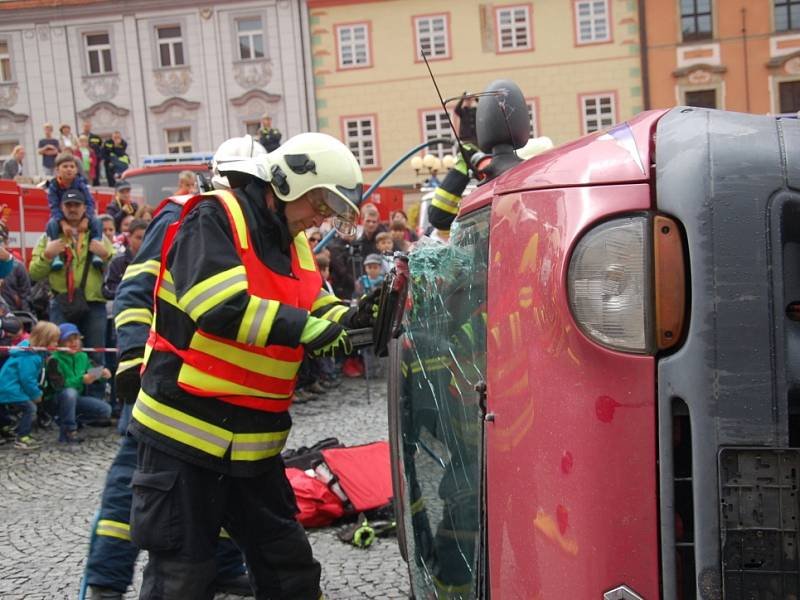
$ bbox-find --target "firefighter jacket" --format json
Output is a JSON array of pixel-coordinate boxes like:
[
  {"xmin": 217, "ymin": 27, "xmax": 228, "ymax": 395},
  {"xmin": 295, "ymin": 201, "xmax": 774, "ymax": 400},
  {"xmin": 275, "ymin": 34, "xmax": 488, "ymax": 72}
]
[
  {"xmin": 129, "ymin": 182, "xmax": 354, "ymax": 475},
  {"xmin": 112, "ymin": 196, "xmax": 188, "ymax": 377},
  {"xmin": 428, "ymin": 166, "xmax": 470, "ymax": 233}
]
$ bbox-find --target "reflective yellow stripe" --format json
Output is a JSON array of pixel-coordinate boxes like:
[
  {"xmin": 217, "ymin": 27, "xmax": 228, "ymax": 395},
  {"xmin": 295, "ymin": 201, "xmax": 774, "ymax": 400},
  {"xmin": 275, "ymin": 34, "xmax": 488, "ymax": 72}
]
[
  {"xmin": 177, "ymin": 364, "xmax": 296, "ymax": 399},
  {"xmin": 179, "ymin": 266, "xmax": 248, "ymax": 322},
  {"xmin": 206, "ymin": 190, "xmax": 249, "ymax": 250},
  {"xmin": 122, "ymin": 259, "xmax": 160, "ymax": 281},
  {"xmin": 236, "ymin": 296, "xmax": 279, "ymax": 346},
  {"xmin": 96, "ymin": 519, "xmax": 131, "ymax": 541},
  {"xmin": 432, "ymin": 187, "xmax": 460, "ymax": 215},
  {"xmin": 230, "ymin": 429, "xmax": 290, "ymax": 461},
  {"xmin": 133, "ymin": 390, "xmax": 232, "ymax": 458},
  {"xmin": 408, "ymin": 356, "xmax": 451, "ymax": 374},
  {"xmin": 311, "ymin": 290, "xmax": 340, "ymax": 313},
  {"xmin": 157, "ymin": 272, "xmax": 180, "ymax": 308},
  {"xmin": 410, "ymin": 497, "xmax": 425, "ymax": 515},
  {"xmin": 116, "ymin": 357, "xmax": 143, "ymax": 374},
  {"xmin": 320, "ymin": 304, "xmax": 349, "ymax": 323},
  {"xmin": 188, "ymin": 332, "xmax": 298, "ymax": 380},
  {"xmin": 115, "ymin": 308, "xmax": 153, "ymax": 329},
  {"xmin": 219, "ymin": 528, "xmax": 230, "ymax": 539},
  {"xmin": 294, "ymin": 233, "xmax": 316, "ymax": 271}
]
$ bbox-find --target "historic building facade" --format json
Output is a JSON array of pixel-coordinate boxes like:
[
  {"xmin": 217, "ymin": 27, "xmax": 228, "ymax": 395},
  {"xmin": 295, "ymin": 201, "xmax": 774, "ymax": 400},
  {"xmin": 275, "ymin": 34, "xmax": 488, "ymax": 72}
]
[
  {"xmin": 643, "ymin": 1, "xmax": 799, "ymax": 115},
  {"xmin": 0, "ymin": 0, "xmax": 315, "ymax": 176},
  {"xmin": 308, "ymin": 0, "xmax": 644, "ymax": 188}
]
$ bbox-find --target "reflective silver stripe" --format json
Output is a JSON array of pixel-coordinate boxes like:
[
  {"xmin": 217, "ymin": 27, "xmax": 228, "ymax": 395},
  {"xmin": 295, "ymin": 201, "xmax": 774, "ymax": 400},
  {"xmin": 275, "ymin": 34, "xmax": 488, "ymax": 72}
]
[
  {"xmin": 182, "ymin": 273, "xmax": 247, "ymax": 318},
  {"xmin": 134, "ymin": 396, "xmax": 230, "ymax": 453},
  {"xmin": 231, "ymin": 438, "xmax": 285, "ymax": 453},
  {"xmin": 246, "ymin": 298, "xmax": 270, "ymax": 345},
  {"xmin": 160, "ymin": 278, "xmax": 176, "ymax": 295}
]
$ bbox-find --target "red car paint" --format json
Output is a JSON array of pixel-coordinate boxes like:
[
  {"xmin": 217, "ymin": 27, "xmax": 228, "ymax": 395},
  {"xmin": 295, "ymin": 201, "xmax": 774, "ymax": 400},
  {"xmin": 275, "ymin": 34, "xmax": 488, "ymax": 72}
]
[{"xmin": 459, "ymin": 110, "xmax": 668, "ymax": 598}]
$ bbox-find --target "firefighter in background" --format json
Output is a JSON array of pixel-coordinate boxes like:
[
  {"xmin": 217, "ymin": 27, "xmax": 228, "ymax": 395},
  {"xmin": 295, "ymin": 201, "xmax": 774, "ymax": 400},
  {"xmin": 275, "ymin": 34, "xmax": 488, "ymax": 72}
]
[
  {"xmin": 428, "ymin": 79, "xmax": 536, "ymax": 234},
  {"xmin": 129, "ymin": 132, "xmax": 375, "ymax": 599},
  {"xmin": 258, "ymin": 112, "xmax": 282, "ymax": 152},
  {"xmin": 83, "ymin": 136, "xmax": 268, "ymax": 600}
]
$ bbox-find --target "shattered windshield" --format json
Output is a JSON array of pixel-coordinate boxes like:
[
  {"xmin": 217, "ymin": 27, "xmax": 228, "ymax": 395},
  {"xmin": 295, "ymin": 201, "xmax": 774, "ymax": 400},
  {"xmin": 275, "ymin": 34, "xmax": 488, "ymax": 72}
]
[{"xmin": 396, "ymin": 209, "xmax": 489, "ymax": 599}]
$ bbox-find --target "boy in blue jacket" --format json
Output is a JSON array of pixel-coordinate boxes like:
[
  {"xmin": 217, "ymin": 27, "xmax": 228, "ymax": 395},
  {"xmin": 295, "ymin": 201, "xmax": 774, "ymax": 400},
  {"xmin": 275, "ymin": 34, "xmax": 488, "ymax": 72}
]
[{"xmin": 0, "ymin": 321, "xmax": 61, "ymax": 449}]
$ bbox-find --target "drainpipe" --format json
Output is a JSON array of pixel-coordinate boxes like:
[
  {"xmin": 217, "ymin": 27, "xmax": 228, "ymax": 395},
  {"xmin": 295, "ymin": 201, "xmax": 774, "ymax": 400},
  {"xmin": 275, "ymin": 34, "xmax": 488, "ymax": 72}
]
[
  {"xmin": 638, "ymin": 0, "xmax": 651, "ymax": 110},
  {"xmin": 741, "ymin": 7, "xmax": 751, "ymax": 113}
]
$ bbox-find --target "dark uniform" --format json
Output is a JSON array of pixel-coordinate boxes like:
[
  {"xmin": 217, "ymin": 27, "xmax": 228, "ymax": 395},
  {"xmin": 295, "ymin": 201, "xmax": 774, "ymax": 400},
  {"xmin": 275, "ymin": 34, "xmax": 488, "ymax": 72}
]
[
  {"xmin": 86, "ymin": 131, "xmax": 104, "ymax": 186},
  {"xmin": 258, "ymin": 127, "xmax": 282, "ymax": 153},
  {"xmin": 102, "ymin": 137, "xmax": 130, "ymax": 187},
  {"xmin": 83, "ymin": 197, "xmax": 248, "ymax": 597},
  {"xmin": 129, "ymin": 180, "xmax": 355, "ymax": 599}
]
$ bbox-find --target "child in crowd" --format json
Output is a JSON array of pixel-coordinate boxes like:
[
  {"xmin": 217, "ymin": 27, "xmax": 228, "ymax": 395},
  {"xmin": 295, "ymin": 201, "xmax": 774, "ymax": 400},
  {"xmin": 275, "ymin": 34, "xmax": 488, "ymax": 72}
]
[
  {"xmin": 355, "ymin": 254, "xmax": 385, "ymax": 296},
  {"xmin": 313, "ymin": 254, "xmax": 340, "ymax": 389},
  {"xmin": 176, "ymin": 170, "xmax": 198, "ymax": 195},
  {"xmin": 0, "ymin": 321, "xmax": 61, "ymax": 449},
  {"xmin": 390, "ymin": 222, "xmax": 412, "ymax": 253},
  {"xmin": 45, "ymin": 153, "xmax": 103, "ymax": 270},
  {"xmin": 99, "ymin": 215, "xmax": 116, "ymax": 245},
  {"xmin": 46, "ymin": 323, "xmax": 112, "ymax": 444},
  {"xmin": 375, "ymin": 231, "xmax": 394, "ymax": 255}
]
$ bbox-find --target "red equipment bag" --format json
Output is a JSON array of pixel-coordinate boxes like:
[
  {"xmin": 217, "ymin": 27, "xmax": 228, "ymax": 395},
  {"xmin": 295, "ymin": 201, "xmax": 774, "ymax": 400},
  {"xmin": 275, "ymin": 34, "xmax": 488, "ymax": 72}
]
[
  {"xmin": 286, "ymin": 467, "xmax": 345, "ymax": 528},
  {"xmin": 321, "ymin": 441, "xmax": 392, "ymax": 513}
]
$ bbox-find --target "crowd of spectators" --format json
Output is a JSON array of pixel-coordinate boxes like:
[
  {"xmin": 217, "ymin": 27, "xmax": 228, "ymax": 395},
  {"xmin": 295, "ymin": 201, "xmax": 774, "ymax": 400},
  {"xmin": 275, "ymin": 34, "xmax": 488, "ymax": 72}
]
[{"xmin": 0, "ymin": 120, "xmax": 424, "ymax": 446}]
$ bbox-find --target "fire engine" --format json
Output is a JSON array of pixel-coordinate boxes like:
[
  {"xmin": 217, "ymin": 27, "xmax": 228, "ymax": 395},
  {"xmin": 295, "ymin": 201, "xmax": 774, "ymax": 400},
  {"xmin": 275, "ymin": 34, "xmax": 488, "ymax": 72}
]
[{"xmin": 388, "ymin": 106, "xmax": 800, "ymax": 599}]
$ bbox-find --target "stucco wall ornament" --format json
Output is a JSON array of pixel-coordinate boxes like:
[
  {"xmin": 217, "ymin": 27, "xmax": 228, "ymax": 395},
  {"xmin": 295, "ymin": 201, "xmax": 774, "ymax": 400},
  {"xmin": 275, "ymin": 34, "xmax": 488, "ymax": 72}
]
[
  {"xmin": 233, "ymin": 60, "xmax": 272, "ymax": 89},
  {"xmin": 82, "ymin": 75, "xmax": 119, "ymax": 102},
  {"xmin": 0, "ymin": 84, "xmax": 19, "ymax": 109},
  {"xmin": 154, "ymin": 68, "xmax": 192, "ymax": 96}
]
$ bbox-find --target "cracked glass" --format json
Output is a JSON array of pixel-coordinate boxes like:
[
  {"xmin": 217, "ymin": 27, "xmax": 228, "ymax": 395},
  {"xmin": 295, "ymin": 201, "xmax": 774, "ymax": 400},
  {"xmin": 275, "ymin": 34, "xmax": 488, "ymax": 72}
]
[{"xmin": 395, "ymin": 208, "xmax": 489, "ymax": 599}]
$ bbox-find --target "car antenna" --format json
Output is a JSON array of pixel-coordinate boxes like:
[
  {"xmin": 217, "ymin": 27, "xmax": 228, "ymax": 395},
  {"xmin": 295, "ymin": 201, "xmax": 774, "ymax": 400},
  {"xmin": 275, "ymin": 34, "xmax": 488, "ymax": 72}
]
[{"xmin": 420, "ymin": 49, "xmax": 467, "ymax": 163}]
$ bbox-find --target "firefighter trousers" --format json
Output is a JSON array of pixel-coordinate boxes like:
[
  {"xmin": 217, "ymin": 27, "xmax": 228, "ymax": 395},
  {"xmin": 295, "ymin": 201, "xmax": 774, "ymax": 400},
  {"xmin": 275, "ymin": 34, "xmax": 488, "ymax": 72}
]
[
  {"xmin": 85, "ymin": 427, "xmax": 247, "ymax": 593},
  {"xmin": 130, "ymin": 441, "xmax": 322, "ymax": 600}
]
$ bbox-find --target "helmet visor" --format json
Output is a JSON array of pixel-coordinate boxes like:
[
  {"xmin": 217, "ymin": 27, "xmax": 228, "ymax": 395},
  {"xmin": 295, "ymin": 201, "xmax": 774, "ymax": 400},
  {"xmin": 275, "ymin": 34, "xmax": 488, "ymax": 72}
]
[{"xmin": 307, "ymin": 187, "xmax": 360, "ymax": 236}]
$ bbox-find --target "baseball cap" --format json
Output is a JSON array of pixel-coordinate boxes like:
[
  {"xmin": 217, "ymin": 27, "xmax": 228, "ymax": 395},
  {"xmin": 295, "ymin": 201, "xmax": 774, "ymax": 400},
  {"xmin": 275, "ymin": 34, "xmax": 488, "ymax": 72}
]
[
  {"xmin": 58, "ymin": 322, "xmax": 81, "ymax": 342},
  {"xmin": 115, "ymin": 180, "xmax": 131, "ymax": 191},
  {"xmin": 62, "ymin": 189, "xmax": 86, "ymax": 205},
  {"xmin": 363, "ymin": 253, "xmax": 383, "ymax": 266}
]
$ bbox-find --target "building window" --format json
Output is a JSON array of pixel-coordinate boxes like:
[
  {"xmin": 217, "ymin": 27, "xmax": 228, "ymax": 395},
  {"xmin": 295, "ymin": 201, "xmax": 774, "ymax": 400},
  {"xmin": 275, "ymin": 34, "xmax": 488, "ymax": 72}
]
[
  {"xmin": 681, "ymin": 0, "xmax": 712, "ymax": 41},
  {"xmin": 421, "ymin": 110, "xmax": 454, "ymax": 158},
  {"xmin": 496, "ymin": 5, "xmax": 532, "ymax": 52},
  {"xmin": 336, "ymin": 23, "xmax": 370, "ymax": 69},
  {"xmin": 780, "ymin": 80, "xmax": 800, "ymax": 113},
  {"xmin": 414, "ymin": 14, "xmax": 449, "ymax": 60},
  {"xmin": 237, "ymin": 17, "xmax": 264, "ymax": 61},
  {"xmin": 85, "ymin": 32, "xmax": 113, "ymax": 75},
  {"xmin": 581, "ymin": 94, "xmax": 616, "ymax": 134},
  {"xmin": 0, "ymin": 40, "xmax": 11, "ymax": 82},
  {"xmin": 526, "ymin": 101, "xmax": 538, "ymax": 137},
  {"xmin": 344, "ymin": 116, "xmax": 378, "ymax": 168},
  {"xmin": 157, "ymin": 25, "xmax": 185, "ymax": 68},
  {"xmin": 775, "ymin": 0, "xmax": 800, "ymax": 32},
  {"xmin": 245, "ymin": 121, "xmax": 260, "ymax": 137},
  {"xmin": 166, "ymin": 127, "xmax": 192, "ymax": 154},
  {"xmin": 575, "ymin": 0, "xmax": 610, "ymax": 44},
  {"xmin": 685, "ymin": 89, "xmax": 717, "ymax": 109}
]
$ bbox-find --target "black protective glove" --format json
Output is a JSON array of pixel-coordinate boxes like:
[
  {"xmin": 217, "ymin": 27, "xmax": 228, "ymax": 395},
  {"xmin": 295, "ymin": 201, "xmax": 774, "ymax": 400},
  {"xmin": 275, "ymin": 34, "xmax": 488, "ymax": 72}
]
[
  {"xmin": 301, "ymin": 316, "xmax": 351, "ymax": 357},
  {"xmin": 115, "ymin": 348, "xmax": 144, "ymax": 404},
  {"xmin": 349, "ymin": 286, "xmax": 382, "ymax": 329}
]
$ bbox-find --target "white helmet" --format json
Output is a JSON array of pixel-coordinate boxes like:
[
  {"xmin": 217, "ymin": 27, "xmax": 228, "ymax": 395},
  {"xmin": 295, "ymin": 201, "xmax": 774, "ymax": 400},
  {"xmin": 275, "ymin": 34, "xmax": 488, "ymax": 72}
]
[
  {"xmin": 211, "ymin": 135, "xmax": 268, "ymax": 189},
  {"xmin": 266, "ymin": 132, "xmax": 362, "ymax": 235}
]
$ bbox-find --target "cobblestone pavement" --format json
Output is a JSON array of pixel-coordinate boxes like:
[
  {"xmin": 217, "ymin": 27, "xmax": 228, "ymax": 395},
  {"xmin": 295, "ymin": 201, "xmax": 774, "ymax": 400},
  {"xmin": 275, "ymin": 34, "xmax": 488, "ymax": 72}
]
[{"xmin": 0, "ymin": 376, "xmax": 410, "ymax": 599}]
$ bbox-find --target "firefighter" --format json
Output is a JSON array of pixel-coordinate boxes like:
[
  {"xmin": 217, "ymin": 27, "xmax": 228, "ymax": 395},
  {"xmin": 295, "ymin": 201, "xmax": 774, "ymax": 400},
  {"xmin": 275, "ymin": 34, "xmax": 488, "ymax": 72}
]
[
  {"xmin": 129, "ymin": 132, "xmax": 373, "ymax": 599},
  {"xmin": 258, "ymin": 112, "xmax": 282, "ymax": 152},
  {"xmin": 429, "ymin": 79, "xmax": 531, "ymax": 233},
  {"xmin": 83, "ymin": 136, "xmax": 269, "ymax": 600}
]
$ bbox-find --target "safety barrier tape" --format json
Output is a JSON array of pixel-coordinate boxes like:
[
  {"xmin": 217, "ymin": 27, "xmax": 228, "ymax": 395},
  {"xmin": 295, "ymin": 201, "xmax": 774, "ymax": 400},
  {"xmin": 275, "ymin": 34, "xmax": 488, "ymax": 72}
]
[{"xmin": 0, "ymin": 345, "xmax": 117, "ymax": 353}]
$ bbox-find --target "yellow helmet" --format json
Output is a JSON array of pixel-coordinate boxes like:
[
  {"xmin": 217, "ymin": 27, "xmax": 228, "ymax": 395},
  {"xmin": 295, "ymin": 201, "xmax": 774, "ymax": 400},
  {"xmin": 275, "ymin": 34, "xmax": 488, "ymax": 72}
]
[{"xmin": 266, "ymin": 132, "xmax": 362, "ymax": 235}]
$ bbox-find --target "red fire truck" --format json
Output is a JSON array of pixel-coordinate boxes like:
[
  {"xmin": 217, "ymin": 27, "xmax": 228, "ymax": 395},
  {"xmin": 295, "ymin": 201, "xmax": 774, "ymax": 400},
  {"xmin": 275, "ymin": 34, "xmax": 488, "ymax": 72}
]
[{"xmin": 389, "ymin": 107, "xmax": 799, "ymax": 599}]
